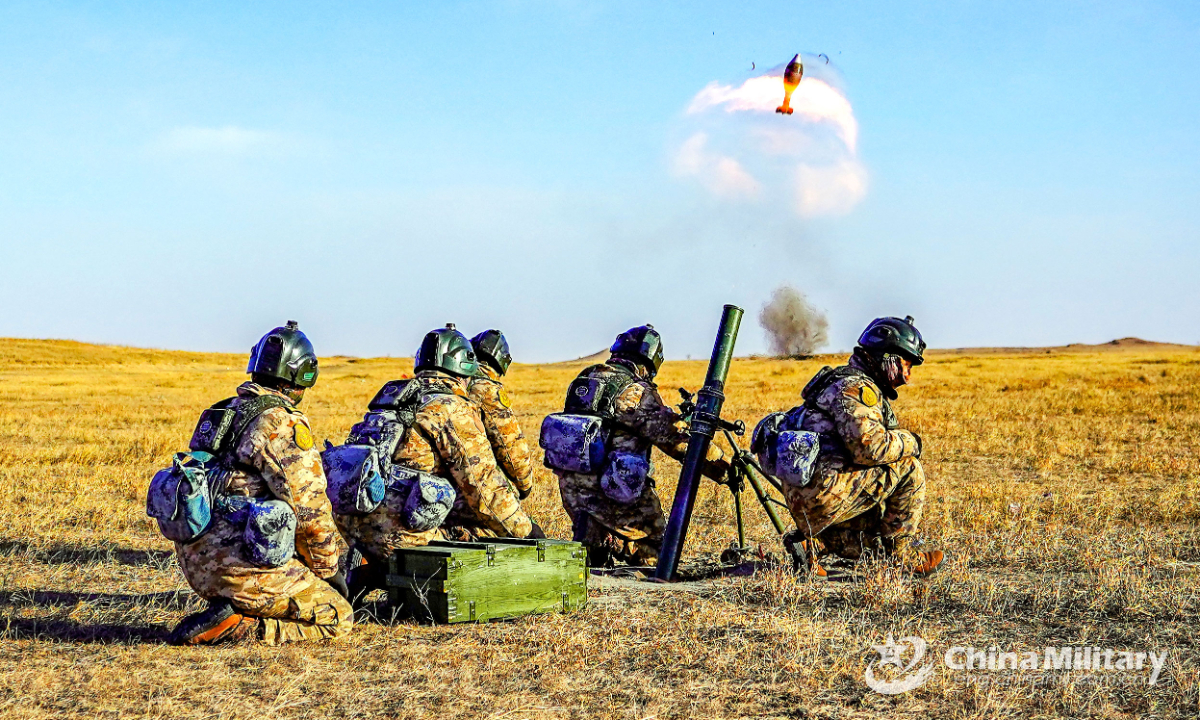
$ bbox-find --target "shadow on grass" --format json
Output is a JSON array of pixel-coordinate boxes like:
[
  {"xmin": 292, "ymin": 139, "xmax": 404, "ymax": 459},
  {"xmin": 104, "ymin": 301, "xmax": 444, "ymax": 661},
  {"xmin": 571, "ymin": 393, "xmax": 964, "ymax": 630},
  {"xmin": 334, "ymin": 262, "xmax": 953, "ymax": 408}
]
[
  {"xmin": 0, "ymin": 539, "xmax": 175, "ymax": 568},
  {"xmin": 0, "ymin": 589, "xmax": 188, "ymax": 608},
  {"xmin": 0, "ymin": 615, "xmax": 169, "ymax": 643}
]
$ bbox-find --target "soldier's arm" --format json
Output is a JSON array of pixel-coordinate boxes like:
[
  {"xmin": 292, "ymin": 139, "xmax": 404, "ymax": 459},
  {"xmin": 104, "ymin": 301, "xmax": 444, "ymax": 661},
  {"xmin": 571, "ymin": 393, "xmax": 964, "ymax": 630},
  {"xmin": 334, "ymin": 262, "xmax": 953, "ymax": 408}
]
[
  {"xmin": 468, "ymin": 380, "xmax": 534, "ymax": 494},
  {"xmin": 826, "ymin": 380, "xmax": 919, "ymax": 466},
  {"xmin": 612, "ymin": 382, "xmax": 727, "ymax": 479},
  {"xmin": 238, "ymin": 408, "xmax": 342, "ymax": 578},
  {"xmin": 426, "ymin": 399, "xmax": 534, "ymax": 538}
]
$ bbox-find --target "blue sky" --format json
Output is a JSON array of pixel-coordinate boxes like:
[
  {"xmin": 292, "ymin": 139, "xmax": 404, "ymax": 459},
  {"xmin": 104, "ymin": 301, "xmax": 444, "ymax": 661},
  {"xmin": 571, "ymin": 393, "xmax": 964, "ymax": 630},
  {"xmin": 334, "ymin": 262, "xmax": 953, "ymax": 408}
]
[{"xmin": 1, "ymin": 1, "xmax": 1196, "ymax": 360}]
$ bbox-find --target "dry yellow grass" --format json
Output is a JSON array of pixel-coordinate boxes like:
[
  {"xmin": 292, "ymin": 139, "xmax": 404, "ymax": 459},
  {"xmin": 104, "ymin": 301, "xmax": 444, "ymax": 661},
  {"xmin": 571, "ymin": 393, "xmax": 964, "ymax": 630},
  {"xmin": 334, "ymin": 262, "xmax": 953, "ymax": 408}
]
[{"xmin": 1, "ymin": 338, "xmax": 1198, "ymax": 718}]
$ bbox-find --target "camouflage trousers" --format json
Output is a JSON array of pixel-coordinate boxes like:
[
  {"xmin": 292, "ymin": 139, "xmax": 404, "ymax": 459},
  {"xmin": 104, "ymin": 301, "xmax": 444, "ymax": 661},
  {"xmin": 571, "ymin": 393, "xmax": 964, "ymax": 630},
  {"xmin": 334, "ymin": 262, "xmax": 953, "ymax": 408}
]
[
  {"xmin": 557, "ymin": 471, "xmax": 666, "ymax": 565},
  {"xmin": 242, "ymin": 576, "xmax": 354, "ymax": 646},
  {"xmin": 781, "ymin": 456, "xmax": 926, "ymax": 560}
]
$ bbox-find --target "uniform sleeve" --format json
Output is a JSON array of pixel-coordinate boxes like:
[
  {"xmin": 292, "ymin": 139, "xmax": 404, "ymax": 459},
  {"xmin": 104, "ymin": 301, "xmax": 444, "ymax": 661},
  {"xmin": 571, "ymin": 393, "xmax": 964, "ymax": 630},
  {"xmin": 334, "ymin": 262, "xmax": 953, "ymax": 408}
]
[
  {"xmin": 423, "ymin": 398, "xmax": 533, "ymax": 538},
  {"xmin": 238, "ymin": 408, "xmax": 342, "ymax": 578},
  {"xmin": 823, "ymin": 379, "xmax": 919, "ymax": 466},
  {"xmin": 611, "ymin": 382, "xmax": 727, "ymax": 479},
  {"xmin": 467, "ymin": 380, "xmax": 534, "ymax": 493}
]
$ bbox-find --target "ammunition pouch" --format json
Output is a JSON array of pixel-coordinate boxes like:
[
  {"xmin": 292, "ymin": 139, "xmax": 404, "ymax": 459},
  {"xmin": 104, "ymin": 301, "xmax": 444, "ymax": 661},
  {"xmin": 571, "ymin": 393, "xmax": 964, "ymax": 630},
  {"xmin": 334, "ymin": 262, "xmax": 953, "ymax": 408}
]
[
  {"xmin": 599, "ymin": 451, "xmax": 651, "ymax": 505},
  {"xmin": 190, "ymin": 395, "xmax": 291, "ymax": 455},
  {"xmin": 752, "ymin": 409, "xmax": 821, "ymax": 487},
  {"xmin": 563, "ymin": 365, "xmax": 636, "ymax": 417},
  {"xmin": 388, "ymin": 467, "xmax": 456, "ymax": 532},
  {"xmin": 217, "ymin": 495, "xmax": 298, "ymax": 568},
  {"xmin": 146, "ymin": 451, "xmax": 217, "ymax": 543},
  {"xmin": 321, "ymin": 442, "xmax": 387, "ymax": 516},
  {"xmin": 539, "ymin": 413, "xmax": 608, "ymax": 473}
]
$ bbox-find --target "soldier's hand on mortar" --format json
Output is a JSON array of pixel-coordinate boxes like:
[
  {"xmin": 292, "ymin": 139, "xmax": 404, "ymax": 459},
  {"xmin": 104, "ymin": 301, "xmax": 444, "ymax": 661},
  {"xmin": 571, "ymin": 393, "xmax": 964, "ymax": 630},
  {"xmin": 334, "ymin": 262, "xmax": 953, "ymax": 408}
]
[
  {"xmin": 325, "ymin": 570, "xmax": 351, "ymax": 600},
  {"xmin": 709, "ymin": 457, "xmax": 732, "ymax": 479}
]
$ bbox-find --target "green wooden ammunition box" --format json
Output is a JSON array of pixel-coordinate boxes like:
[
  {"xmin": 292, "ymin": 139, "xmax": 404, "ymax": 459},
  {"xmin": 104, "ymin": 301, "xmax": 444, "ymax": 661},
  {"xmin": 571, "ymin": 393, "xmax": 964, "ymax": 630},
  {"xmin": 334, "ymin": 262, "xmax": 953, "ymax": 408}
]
[{"xmin": 385, "ymin": 539, "xmax": 588, "ymax": 623}]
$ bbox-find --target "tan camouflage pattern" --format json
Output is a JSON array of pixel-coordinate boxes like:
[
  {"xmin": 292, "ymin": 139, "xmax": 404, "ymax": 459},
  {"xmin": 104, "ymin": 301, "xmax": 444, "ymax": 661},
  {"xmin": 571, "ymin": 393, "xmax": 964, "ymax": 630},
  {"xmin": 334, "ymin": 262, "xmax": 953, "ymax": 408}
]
[
  {"xmin": 781, "ymin": 358, "xmax": 925, "ymax": 555},
  {"xmin": 338, "ymin": 371, "xmax": 532, "ymax": 560},
  {"xmin": 257, "ymin": 578, "xmax": 353, "ymax": 645},
  {"xmin": 175, "ymin": 382, "xmax": 353, "ymax": 641},
  {"xmin": 556, "ymin": 361, "xmax": 727, "ymax": 562},
  {"xmin": 468, "ymin": 364, "xmax": 535, "ymax": 496}
]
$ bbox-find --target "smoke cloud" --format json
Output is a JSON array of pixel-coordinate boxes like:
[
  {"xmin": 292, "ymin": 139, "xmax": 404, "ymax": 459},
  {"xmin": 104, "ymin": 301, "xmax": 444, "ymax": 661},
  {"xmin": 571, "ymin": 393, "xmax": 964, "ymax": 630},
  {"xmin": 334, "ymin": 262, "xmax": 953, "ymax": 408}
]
[
  {"xmin": 672, "ymin": 56, "xmax": 867, "ymax": 218},
  {"xmin": 759, "ymin": 285, "xmax": 829, "ymax": 356}
]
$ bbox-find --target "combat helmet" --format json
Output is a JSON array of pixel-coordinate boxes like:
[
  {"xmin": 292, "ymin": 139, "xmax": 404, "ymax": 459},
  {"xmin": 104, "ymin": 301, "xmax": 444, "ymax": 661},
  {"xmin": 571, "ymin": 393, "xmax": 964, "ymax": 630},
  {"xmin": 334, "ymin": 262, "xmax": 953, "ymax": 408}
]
[
  {"xmin": 610, "ymin": 325, "xmax": 665, "ymax": 376},
  {"xmin": 415, "ymin": 324, "xmax": 479, "ymax": 378},
  {"xmin": 470, "ymin": 329, "xmax": 512, "ymax": 375},
  {"xmin": 857, "ymin": 316, "xmax": 926, "ymax": 365},
  {"xmin": 247, "ymin": 320, "xmax": 319, "ymax": 387}
]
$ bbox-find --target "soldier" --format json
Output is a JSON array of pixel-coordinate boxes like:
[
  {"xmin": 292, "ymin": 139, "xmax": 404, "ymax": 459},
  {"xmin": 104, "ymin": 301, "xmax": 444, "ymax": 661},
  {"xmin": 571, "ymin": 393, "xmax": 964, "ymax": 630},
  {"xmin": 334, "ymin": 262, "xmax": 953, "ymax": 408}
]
[
  {"xmin": 467, "ymin": 329, "xmax": 535, "ymax": 502},
  {"xmin": 168, "ymin": 321, "xmax": 353, "ymax": 645},
  {"xmin": 779, "ymin": 316, "xmax": 943, "ymax": 578},
  {"xmin": 338, "ymin": 325, "xmax": 540, "ymax": 598},
  {"xmin": 551, "ymin": 325, "xmax": 728, "ymax": 567}
]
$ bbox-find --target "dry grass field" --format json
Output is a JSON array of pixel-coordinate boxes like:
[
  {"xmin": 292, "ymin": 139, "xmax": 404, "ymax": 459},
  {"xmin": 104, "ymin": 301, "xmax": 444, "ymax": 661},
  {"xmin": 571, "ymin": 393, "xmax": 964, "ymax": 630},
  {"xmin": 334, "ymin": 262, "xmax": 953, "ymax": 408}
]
[{"xmin": 1, "ymin": 337, "xmax": 1198, "ymax": 719}]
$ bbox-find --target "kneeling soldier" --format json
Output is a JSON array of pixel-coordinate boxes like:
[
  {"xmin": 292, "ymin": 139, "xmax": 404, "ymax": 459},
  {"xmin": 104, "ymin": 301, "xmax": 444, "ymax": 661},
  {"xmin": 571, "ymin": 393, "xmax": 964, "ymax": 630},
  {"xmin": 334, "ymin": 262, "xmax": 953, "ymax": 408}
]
[
  {"xmin": 337, "ymin": 325, "xmax": 538, "ymax": 599},
  {"xmin": 467, "ymin": 329, "xmax": 535, "ymax": 503},
  {"xmin": 169, "ymin": 322, "xmax": 353, "ymax": 645},
  {"xmin": 548, "ymin": 325, "xmax": 728, "ymax": 567},
  {"xmin": 779, "ymin": 316, "xmax": 943, "ymax": 578}
]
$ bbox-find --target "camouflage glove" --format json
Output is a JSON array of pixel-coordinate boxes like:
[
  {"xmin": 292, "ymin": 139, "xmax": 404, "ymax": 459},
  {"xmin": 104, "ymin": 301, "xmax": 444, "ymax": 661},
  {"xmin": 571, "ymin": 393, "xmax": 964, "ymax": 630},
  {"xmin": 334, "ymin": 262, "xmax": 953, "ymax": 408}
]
[
  {"xmin": 516, "ymin": 483, "xmax": 532, "ymax": 501},
  {"xmin": 325, "ymin": 570, "xmax": 350, "ymax": 601},
  {"xmin": 527, "ymin": 522, "xmax": 547, "ymax": 540}
]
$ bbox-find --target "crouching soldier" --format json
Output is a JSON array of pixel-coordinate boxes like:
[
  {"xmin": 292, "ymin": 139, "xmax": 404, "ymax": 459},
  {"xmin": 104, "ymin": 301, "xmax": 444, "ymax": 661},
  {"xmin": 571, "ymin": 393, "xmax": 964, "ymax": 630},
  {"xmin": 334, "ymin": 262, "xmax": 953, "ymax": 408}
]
[
  {"xmin": 166, "ymin": 322, "xmax": 353, "ymax": 645},
  {"xmin": 772, "ymin": 316, "xmax": 943, "ymax": 578},
  {"xmin": 545, "ymin": 325, "xmax": 728, "ymax": 567},
  {"xmin": 336, "ymin": 325, "xmax": 540, "ymax": 599},
  {"xmin": 468, "ymin": 330, "xmax": 535, "ymax": 503}
]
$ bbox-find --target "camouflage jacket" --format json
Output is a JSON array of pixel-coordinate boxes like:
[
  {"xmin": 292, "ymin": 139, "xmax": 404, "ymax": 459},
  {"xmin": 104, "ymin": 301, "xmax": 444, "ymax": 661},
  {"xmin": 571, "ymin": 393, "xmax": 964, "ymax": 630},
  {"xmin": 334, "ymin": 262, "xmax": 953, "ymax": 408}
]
[
  {"xmin": 574, "ymin": 360, "xmax": 725, "ymax": 478},
  {"xmin": 176, "ymin": 382, "xmax": 341, "ymax": 607},
  {"xmin": 393, "ymin": 371, "xmax": 532, "ymax": 537},
  {"xmin": 468, "ymin": 365, "xmax": 534, "ymax": 494},
  {"xmin": 796, "ymin": 357, "xmax": 919, "ymax": 467}
]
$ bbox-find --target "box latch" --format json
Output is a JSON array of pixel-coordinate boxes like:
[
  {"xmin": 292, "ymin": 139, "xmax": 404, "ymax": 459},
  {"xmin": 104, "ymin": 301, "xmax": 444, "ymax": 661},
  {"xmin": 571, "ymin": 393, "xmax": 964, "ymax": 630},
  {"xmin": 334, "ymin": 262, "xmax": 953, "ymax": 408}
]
[
  {"xmin": 537, "ymin": 541, "xmax": 546, "ymax": 562},
  {"xmin": 486, "ymin": 545, "xmax": 496, "ymax": 566}
]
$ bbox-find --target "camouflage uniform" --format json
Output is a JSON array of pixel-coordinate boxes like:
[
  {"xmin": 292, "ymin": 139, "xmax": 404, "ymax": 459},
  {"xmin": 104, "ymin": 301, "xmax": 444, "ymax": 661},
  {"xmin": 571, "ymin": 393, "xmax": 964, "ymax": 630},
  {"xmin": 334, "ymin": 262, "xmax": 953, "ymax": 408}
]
[
  {"xmin": 175, "ymin": 382, "xmax": 353, "ymax": 645},
  {"xmin": 556, "ymin": 360, "xmax": 726, "ymax": 564},
  {"xmin": 468, "ymin": 363, "xmax": 534, "ymax": 498},
  {"xmin": 781, "ymin": 355, "xmax": 925, "ymax": 560},
  {"xmin": 337, "ymin": 370, "xmax": 533, "ymax": 559}
]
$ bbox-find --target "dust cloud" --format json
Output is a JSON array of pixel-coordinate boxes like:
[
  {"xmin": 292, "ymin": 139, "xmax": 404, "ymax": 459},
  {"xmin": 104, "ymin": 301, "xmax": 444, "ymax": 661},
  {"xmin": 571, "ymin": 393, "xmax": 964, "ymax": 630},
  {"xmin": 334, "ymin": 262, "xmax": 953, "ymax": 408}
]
[{"xmin": 759, "ymin": 285, "xmax": 829, "ymax": 356}]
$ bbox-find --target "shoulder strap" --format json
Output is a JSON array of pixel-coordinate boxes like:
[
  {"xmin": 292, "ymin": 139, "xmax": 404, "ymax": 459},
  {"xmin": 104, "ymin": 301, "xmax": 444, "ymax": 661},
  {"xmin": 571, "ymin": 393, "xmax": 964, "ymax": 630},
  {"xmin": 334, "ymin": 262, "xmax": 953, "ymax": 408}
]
[
  {"xmin": 226, "ymin": 395, "xmax": 293, "ymax": 457},
  {"xmin": 802, "ymin": 365, "xmax": 872, "ymax": 410}
]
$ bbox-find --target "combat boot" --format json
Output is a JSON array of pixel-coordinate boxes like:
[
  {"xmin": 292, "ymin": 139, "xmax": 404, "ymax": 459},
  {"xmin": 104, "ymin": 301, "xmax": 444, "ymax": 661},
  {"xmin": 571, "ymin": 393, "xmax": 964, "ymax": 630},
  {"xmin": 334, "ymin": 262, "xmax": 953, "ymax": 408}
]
[
  {"xmin": 890, "ymin": 536, "xmax": 944, "ymax": 578},
  {"xmin": 168, "ymin": 599, "xmax": 258, "ymax": 646},
  {"xmin": 783, "ymin": 531, "xmax": 827, "ymax": 580}
]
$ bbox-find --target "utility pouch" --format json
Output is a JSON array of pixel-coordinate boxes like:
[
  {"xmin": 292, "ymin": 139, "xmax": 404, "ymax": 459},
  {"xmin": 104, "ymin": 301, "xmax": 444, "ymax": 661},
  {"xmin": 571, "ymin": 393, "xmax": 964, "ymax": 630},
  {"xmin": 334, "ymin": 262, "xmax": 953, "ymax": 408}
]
[
  {"xmin": 146, "ymin": 451, "xmax": 217, "ymax": 543},
  {"xmin": 389, "ymin": 467, "xmax": 456, "ymax": 532},
  {"xmin": 772, "ymin": 431, "xmax": 821, "ymax": 487},
  {"xmin": 599, "ymin": 451, "xmax": 651, "ymax": 505},
  {"xmin": 539, "ymin": 413, "xmax": 607, "ymax": 473},
  {"xmin": 219, "ymin": 496, "xmax": 297, "ymax": 568},
  {"xmin": 345, "ymin": 410, "xmax": 408, "ymax": 471},
  {"xmin": 321, "ymin": 442, "xmax": 387, "ymax": 515}
]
